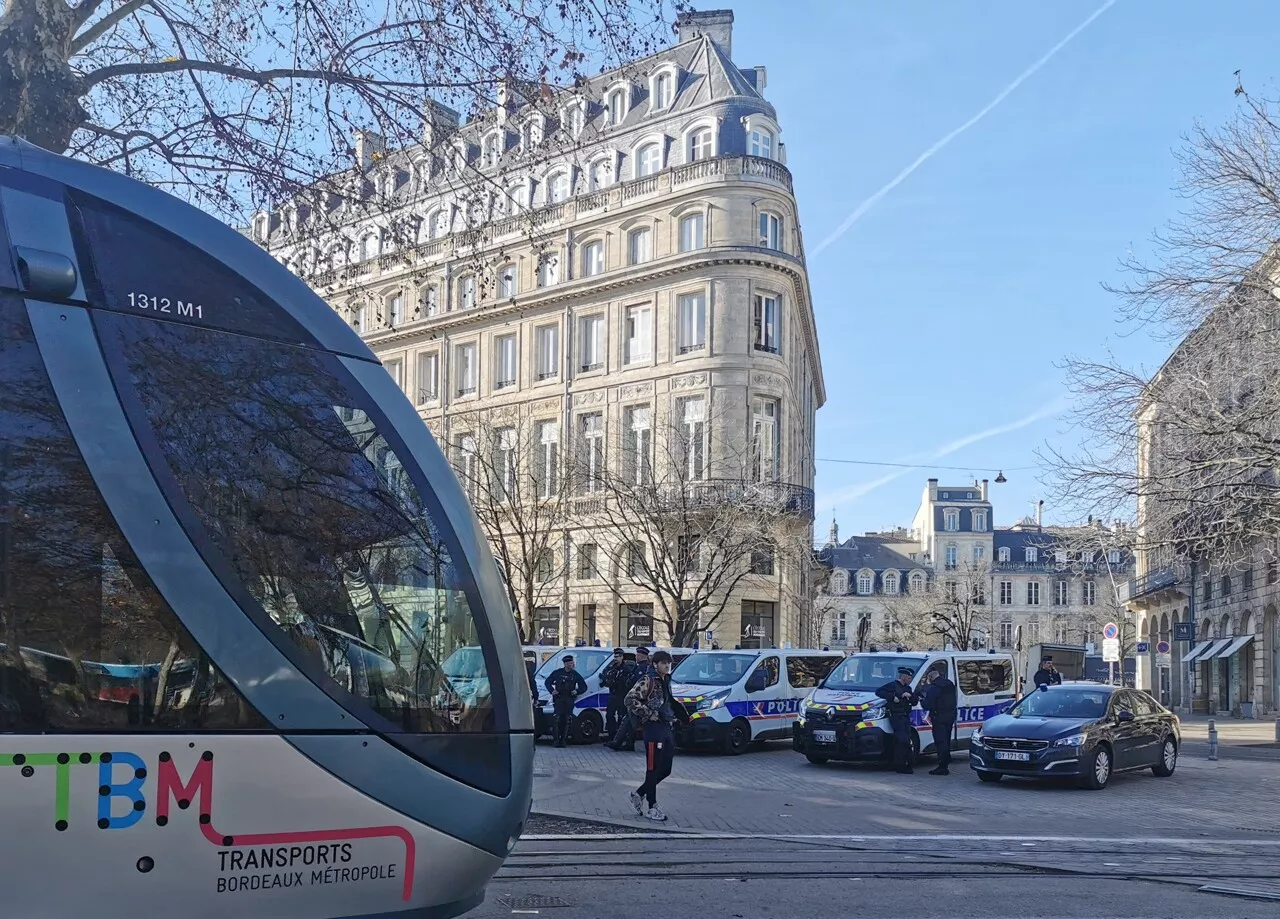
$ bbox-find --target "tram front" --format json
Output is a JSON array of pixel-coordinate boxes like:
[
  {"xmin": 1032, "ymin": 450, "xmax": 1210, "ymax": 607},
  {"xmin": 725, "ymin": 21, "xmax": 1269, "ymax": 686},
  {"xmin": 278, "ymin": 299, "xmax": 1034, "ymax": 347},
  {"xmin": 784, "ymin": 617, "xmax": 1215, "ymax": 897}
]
[{"xmin": 0, "ymin": 136, "xmax": 533, "ymax": 919}]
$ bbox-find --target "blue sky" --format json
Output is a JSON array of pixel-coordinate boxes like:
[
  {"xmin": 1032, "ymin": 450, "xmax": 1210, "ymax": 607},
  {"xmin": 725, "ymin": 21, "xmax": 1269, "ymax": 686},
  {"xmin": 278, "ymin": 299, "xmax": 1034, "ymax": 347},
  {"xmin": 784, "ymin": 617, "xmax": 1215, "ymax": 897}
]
[{"xmin": 721, "ymin": 0, "xmax": 1280, "ymax": 535}]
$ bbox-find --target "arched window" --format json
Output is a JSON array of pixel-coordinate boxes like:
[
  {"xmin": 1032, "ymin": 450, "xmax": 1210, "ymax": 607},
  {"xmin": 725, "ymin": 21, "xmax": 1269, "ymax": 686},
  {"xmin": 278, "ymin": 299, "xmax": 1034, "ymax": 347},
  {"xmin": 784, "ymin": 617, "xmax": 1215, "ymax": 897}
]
[
  {"xmin": 653, "ymin": 71, "xmax": 673, "ymax": 110},
  {"xmin": 537, "ymin": 252, "xmax": 559, "ymax": 287},
  {"xmin": 581, "ymin": 241, "xmax": 604, "ymax": 277},
  {"xmin": 426, "ymin": 209, "xmax": 445, "ymax": 240},
  {"xmin": 497, "ymin": 264, "xmax": 517, "ymax": 299},
  {"xmin": 688, "ymin": 128, "xmax": 713, "ymax": 162},
  {"xmin": 506, "ymin": 184, "xmax": 528, "ymax": 213},
  {"xmin": 420, "ymin": 285, "xmax": 439, "ymax": 317},
  {"xmin": 883, "ymin": 571, "xmax": 899, "ymax": 595},
  {"xmin": 637, "ymin": 143, "xmax": 662, "ymax": 177},
  {"xmin": 387, "ymin": 291, "xmax": 404, "ymax": 327},
  {"xmin": 589, "ymin": 158, "xmax": 613, "ymax": 190},
  {"xmin": 547, "ymin": 171, "xmax": 571, "ymax": 204},
  {"xmin": 608, "ymin": 89, "xmax": 627, "ymax": 124},
  {"xmin": 909, "ymin": 572, "xmax": 924, "ymax": 594},
  {"xmin": 564, "ymin": 104, "xmax": 585, "ymax": 138},
  {"xmin": 359, "ymin": 233, "xmax": 378, "ymax": 261},
  {"xmin": 998, "ymin": 546, "xmax": 1011, "ymax": 563},
  {"xmin": 829, "ymin": 570, "xmax": 848, "ymax": 595},
  {"xmin": 483, "ymin": 134, "xmax": 501, "ymax": 168},
  {"xmin": 678, "ymin": 212, "xmax": 705, "ymax": 251},
  {"xmin": 458, "ymin": 274, "xmax": 476, "ymax": 310},
  {"xmin": 856, "ymin": 571, "xmax": 873, "ymax": 595}
]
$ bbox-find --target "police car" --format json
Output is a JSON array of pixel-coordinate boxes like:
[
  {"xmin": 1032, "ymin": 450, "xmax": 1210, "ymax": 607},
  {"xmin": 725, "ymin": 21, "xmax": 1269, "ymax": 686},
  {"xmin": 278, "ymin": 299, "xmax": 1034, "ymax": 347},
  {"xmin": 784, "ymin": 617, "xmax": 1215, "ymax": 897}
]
[
  {"xmin": 793, "ymin": 649, "xmax": 1017, "ymax": 765},
  {"xmin": 671, "ymin": 648, "xmax": 843, "ymax": 755}
]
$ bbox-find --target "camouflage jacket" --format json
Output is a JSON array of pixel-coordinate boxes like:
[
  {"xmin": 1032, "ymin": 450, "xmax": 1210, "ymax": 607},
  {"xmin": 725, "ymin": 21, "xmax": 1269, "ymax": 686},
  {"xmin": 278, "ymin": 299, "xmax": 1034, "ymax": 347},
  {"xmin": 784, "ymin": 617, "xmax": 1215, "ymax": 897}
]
[{"xmin": 624, "ymin": 673, "xmax": 690, "ymax": 726}]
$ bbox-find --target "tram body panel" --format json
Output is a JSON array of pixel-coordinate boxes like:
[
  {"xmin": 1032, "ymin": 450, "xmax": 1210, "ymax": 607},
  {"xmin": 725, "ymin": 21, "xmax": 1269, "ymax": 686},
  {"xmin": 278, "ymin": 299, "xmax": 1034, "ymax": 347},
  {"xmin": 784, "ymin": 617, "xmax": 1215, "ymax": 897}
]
[
  {"xmin": 0, "ymin": 136, "xmax": 532, "ymax": 919},
  {"xmin": 0, "ymin": 734, "xmax": 498, "ymax": 918}
]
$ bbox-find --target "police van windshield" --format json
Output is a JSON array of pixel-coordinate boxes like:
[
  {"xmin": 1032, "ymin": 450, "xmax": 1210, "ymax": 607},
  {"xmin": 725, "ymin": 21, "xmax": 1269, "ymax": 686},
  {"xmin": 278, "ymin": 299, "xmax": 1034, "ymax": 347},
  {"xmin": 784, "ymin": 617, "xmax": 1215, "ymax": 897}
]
[
  {"xmin": 671, "ymin": 652, "xmax": 756, "ymax": 686},
  {"xmin": 1011, "ymin": 686, "xmax": 1111, "ymax": 720},
  {"xmin": 535, "ymin": 649, "xmax": 611, "ymax": 681},
  {"xmin": 824, "ymin": 655, "xmax": 925, "ymax": 692}
]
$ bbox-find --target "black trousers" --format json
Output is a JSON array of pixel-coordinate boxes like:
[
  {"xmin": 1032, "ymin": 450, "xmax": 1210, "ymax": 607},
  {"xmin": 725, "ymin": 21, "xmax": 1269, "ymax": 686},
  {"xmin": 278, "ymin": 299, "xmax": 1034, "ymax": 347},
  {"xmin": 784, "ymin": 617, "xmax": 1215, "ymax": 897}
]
[
  {"xmin": 605, "ymin": 692, "xmax": 627, "ymax": 738},
  {"xmin": 890, "ymin": 714, "xmax": 913, "ymax": 769},
  {"xmin": 931, "ymin": 720, "xmax": 955, "ymax": 769},
  {"xmin": 552, "ymin": 701, "xmax": 574, "ymax": 744},
  {"xmin": 611, "ymin": 711, "xmax": 637, "ymax": 749},
  {"xmin": 637, "ymin": 723, "xmax": 676, "ymax": 807}
]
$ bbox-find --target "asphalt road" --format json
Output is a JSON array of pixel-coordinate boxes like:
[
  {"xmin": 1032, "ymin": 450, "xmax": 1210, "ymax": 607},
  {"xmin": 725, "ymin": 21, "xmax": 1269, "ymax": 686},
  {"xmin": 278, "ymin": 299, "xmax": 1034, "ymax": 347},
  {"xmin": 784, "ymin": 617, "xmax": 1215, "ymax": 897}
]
[{"xmin": 476, "ymin": 833, "xmax": 1280, "ymax": 918}]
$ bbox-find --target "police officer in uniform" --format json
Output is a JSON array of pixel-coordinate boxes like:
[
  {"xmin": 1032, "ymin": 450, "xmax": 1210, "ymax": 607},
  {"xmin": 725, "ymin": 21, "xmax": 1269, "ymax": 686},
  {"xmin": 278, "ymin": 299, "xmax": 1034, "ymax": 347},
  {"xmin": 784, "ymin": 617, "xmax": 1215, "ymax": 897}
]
[
  {"xmin": 608, "ymin": 646, "xmax": 653, "ymax": 751},
  {"xmin": 876, "ymin": 665, "xmax": 918, "ymax": 774},
  {"xmin": 920, "ymin": 665, "xmax": 958, "ymax": 776},
  {"xmin": 544, "ymin": 654, "xmax": 588, "ymax": 748},
  {"xmin": 1033, "ymin": 656, "xmax": 1063, "ymax": 688},
  {"xmin": 600, "ymin": 648, "xmax": 636, "ymax": 740}
]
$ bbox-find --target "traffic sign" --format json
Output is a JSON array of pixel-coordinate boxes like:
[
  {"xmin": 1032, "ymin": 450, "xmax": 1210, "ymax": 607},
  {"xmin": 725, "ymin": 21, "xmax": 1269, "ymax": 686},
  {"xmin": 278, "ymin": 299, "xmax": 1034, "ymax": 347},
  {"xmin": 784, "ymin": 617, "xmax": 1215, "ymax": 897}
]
[
  {"xmin": 1103, "ymin": 622, "xmax": 1119, "ymax": 640},
  {"xmin": 1156, "ymin": 640, "xmax": 1171, "ymax": 655},
  {"xmin": 704, "ymin": 630, "xmax": 715, "ymax": 643},
  {"xmin": 1102, "ymin": 637, "xmax": 1121, "ymax": 663},
  {"xmin": 1174, "ymin": 622, "xmax": 1195, "ymax": 642},
  {"xmin": 1136, "ymin": 641, "xmax": 1149, "ymax": 653},
  {"xmin": 1156, "ymin": 639, "xmax": 1172, "ymax": 668}
]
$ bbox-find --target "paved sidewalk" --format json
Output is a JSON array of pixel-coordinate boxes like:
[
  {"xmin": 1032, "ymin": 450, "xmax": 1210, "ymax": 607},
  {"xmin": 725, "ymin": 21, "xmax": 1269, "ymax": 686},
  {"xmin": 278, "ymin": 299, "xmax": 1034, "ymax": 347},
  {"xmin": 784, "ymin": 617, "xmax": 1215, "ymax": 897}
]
[
  {"xmin": 531, "ymin": 739, "xmax": 1280, "ymax": 838},
  {"xmin": 1178, "ymin": 714, "xmax": 1279, "ymax": 745}
]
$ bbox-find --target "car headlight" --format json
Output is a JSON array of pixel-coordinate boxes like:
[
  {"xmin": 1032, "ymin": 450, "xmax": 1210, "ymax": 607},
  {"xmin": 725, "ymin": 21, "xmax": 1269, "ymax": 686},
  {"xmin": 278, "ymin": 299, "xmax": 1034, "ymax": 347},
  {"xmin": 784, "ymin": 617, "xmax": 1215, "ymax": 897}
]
[
  {"xmin": 971, "ymin": 724, "xmax": 983, "ymax": 741},
  {"xmin": 862, "ymin": 704, "xmax": 886, "ymax": 721},
  {"xmin": 696, "ymin": 693, "xmax": 728, "ymax": 712},
  {"xmin": 1054, "ymin": 733, "xmax": 1087, "ymax": 747}
]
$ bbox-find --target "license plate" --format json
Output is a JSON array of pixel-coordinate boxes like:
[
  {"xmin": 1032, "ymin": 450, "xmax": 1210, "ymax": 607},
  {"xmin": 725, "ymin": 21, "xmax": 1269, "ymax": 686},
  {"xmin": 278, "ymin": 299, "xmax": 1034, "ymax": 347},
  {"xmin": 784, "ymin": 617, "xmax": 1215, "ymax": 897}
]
[
  {"xmin": 994, "ymin": 751, "xmax": 1030, "ymax": 762},
  {"xmin": 813, "ymin": 730, "xmax": 836, "ymax": 744}
]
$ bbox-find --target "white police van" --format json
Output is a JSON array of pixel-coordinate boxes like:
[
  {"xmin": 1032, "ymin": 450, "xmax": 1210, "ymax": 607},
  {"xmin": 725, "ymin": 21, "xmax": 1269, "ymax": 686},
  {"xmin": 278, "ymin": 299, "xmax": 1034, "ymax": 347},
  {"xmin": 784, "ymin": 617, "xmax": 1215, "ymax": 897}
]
[
  {"xmin": 792, "ymin": 649, "xmax": 1017, "ymax": 765},
  {"xmin": 532, "ymin": 646, "xmax": 693, "ymax": 744},
  {"xmin": 671, "ymin": 648, "xmax": 844, "ymax": 755}
]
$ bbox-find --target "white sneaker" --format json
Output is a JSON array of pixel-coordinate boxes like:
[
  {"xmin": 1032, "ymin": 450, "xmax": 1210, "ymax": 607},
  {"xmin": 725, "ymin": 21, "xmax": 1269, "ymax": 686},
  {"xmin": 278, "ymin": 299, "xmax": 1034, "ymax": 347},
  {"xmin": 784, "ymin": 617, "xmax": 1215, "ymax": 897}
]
[
  {"xmin": 629, "ymin": 791, "xmax": 645, "ymax": 815},
  {"xmin": 644, "ymin": 805, "xmax": 668, "ymax": 822}
]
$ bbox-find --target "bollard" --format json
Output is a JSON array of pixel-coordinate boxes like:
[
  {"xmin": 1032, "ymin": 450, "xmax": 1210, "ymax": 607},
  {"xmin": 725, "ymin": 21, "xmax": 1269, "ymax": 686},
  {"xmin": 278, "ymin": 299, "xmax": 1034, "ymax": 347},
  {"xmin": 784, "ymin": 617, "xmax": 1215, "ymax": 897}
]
[{"xmin": 1207, "ymin": 718, "xmax": 1219, "ymax": 761}]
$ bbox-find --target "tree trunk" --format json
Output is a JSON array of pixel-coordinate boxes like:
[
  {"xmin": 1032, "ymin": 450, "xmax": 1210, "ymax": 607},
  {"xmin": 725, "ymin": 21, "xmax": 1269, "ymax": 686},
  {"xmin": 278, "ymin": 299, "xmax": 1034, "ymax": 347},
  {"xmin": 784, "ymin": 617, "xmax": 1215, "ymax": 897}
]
[{"xmin": 0, "ymin": 0, "xmax": 87, "ymax": 151}]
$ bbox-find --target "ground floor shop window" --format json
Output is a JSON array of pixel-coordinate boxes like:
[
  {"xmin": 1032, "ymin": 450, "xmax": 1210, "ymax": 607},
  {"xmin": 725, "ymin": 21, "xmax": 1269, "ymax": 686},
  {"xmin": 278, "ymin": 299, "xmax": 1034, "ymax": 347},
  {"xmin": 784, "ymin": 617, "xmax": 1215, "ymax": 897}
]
[
  {"xmin": 621, "ymin": 603, "xmax": 654, "ymax": 645},
  {"xmin": 533, "ymin": 607, "xmax": 561, "ymax": 645},
  {"xmin": 740, "ymin": 600, "xmax": 776, "ymax": 649}
]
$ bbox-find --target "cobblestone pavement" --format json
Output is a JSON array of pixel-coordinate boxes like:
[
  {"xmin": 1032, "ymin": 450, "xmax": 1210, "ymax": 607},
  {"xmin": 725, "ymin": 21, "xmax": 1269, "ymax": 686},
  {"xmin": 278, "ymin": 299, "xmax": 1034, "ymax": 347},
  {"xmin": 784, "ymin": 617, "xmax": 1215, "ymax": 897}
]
[{"xmin": 530, "ymin": 738, "xmax": 1280, "ymax": 838}]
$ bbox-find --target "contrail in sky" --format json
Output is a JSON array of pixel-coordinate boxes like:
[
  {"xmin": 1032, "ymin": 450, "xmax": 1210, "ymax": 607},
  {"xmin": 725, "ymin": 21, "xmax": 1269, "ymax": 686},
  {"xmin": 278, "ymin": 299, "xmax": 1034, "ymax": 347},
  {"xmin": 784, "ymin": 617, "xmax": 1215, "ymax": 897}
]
[
  {"xmin": 812, "ymin": 0, "xmax": 1118, "ymax": 256},
  {"xmin": 816, "ymin": 398, "xmax": 1067, "ymax": 512}
]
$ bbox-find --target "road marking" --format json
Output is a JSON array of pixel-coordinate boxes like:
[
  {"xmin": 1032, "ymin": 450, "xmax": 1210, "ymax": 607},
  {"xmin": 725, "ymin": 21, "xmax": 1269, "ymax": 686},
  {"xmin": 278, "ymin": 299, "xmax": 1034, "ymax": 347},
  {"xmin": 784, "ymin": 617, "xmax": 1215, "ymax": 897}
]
[{"xmin": 519, "ymin": 833, "xmax": 1280, "ymax": 846}]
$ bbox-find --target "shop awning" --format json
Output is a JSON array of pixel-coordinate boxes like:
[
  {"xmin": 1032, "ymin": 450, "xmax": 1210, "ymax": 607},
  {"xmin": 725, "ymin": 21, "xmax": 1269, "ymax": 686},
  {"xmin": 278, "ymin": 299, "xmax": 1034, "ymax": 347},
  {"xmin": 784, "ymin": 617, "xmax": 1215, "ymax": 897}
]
[
  {"xmin": 1182, "ymin": 640, "xmax": 1213, "ymax": 663},
  {"xmin": 1192, "ymin": 638, "xmax": 1233, "ymax": 662},
  {"xmin": 1216, "ymin": 635, "xmax": 1255, "ymax": 659}
]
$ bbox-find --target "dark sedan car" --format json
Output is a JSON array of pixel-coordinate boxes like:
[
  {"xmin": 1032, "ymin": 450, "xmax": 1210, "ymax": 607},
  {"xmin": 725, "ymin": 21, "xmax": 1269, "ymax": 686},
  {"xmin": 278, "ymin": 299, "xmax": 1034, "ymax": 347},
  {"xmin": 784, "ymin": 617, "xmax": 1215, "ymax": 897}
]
[{"xmin": 969, "ymin": 682, "xmax": 1180, "ymax": 789}]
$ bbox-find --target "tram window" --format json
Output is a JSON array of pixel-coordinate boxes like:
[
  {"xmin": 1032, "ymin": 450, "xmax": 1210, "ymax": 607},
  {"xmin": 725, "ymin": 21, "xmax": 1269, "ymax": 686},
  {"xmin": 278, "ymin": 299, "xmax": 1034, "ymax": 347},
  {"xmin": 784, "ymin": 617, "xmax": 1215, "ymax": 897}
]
[
  {"xmin": 0, "ymin": 293, "xmax": 266, "ymax": 731},
  {"xmin": 94, "ymin": 311, "xmax": 494, "ymax": 734},
  {"xmin": 68, "ymin": 190, "xmax": 316, "ymax": 347}
]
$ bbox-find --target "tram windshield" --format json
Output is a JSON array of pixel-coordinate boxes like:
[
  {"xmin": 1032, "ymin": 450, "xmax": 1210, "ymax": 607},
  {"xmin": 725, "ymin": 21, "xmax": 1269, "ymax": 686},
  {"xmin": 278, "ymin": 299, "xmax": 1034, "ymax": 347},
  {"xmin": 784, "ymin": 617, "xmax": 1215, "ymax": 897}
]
[{"xmin": 93, "ymin": 308, "xmax": 494, "ymax": 734}]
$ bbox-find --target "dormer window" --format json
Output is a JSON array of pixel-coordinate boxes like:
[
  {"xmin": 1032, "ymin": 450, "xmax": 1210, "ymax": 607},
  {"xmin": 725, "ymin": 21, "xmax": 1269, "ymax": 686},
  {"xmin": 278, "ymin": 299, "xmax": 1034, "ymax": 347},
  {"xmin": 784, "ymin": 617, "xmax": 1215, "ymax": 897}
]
[
  {"xmin": 651, "ymin": 70, "xmax": 674, "ymax": 111},
  {"xmin": 608, "ymin": 87, "xmax": 628, "ymax": 125},
  {"xmin": 505, "ymin": 184, "xmax": 529, "ymax": 213},
  {"xmin": 359, "ymin": 232, "xmax": 379, "ymax": 262},
  {"xmin": 943, "ymin": 509, "xmax": 959, "ymax": 532},
  {"xmin": 637, "ymin": 143, "xmax": 662, "ymax": 177},
  {"xmin": 998, "ymin": 547, "xmax": 1010, "ymax": 563},
  {"xmin": 521, "ymin": 115, "xmax": 545, "ymax": 151},
  {"xmin": 547, "ymin": 170, "xmax": 571, "ymax": 204},
  {"xmin": 856, "ymin": 572, "xmax": 873, "ymax": 595},
  {"xmin": 1025, "ymin": 547, "xmax": 1038, "ymax": 563},
  {"xmin": 689, "ymin": 127, "xmax": 713, "ymax": 162},
  {"xmin": 829, "ymin": 571, "xmax": 848, "ymax": 595},
  {"xmin": 589, "ymin": 157, "xmax": 613, "ymax": 190},
  {"xmin": 252, "ymin": 213, "xmax": 269, "ymax": 242},
  {"xmin": 972, "ymin": 510, "xmax": 987, "ymax": 532},
  {"xmin": 883, "ymin": 571, "xmax": 899, "ymax": 595},
  {"xmin": 563, "ymin": 101, "xmax": 586, "ymax": 138},
  {"xmin": 749, "ymin": 128, "xmax": 773, "ymax": 158},
  {"xmin": 483, "ymin": 133, "xmax": 502, "ymax": 168}
]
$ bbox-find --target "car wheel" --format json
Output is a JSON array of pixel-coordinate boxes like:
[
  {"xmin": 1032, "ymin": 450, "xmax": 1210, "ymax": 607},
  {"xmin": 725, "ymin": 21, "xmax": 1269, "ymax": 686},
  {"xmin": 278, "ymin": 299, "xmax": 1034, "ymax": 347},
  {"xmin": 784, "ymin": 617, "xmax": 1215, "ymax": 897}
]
[
  {"xmin": 806, "ymin": 753, "xmax": 830, "ymax": 765},
  {"xmin": 1152, "ymin": 737, "xmax": 1178, "ymax": 777},
  {"xmin": 724, "ymin": 718, "xmax": 751, "ymax": 755},
  {"xmin": 977, "ymin": 771, "xmax": 1003, "ymax": 783},
  {"xmin": 574, "ymin": 710, "xmax": 602, "ymax": 745},
  {"xmin": 1079, "ymin": 744, "xmax": 1112, "ymax": 790}
]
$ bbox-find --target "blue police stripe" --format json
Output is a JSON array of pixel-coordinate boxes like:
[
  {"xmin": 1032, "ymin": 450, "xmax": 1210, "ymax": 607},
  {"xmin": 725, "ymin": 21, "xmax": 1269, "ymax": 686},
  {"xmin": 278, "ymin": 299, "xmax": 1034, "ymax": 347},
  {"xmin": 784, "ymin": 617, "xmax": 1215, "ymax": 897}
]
[{"xmin": 909, "ymin": 699, "xmax": 1014, "ymax": 728}]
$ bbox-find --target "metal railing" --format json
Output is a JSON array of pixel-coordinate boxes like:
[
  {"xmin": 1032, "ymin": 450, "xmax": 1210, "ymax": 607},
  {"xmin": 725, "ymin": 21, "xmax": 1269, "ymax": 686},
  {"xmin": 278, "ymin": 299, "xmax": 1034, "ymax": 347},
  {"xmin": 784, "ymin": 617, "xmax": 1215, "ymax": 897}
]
[{"xmin": 1118, "ymin": 565, "xmax": 1189, "ymax": 604}]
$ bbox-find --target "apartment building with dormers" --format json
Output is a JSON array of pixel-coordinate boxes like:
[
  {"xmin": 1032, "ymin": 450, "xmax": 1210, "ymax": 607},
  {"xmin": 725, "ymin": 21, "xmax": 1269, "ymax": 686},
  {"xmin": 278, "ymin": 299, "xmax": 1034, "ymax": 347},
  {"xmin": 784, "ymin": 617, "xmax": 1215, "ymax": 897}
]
[{"xmin": 250, "ymin": 10, "xmax": 824, "ymax": 650}]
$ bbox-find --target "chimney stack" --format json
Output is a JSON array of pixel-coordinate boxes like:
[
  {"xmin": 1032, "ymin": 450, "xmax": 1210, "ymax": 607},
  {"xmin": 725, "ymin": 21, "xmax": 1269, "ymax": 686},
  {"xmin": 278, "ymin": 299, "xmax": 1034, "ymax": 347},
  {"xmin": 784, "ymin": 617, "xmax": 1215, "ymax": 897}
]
[
  {"xmin": 927, "ymin": 478, "xmax": 938, "ymax": 501},
  {"xmin": 354, "ymin": 130, "xmax": 385, "ymax": 170},
  {"xmin": 423, "ymin": 99, "xmax": 461, "ymax": 148},
  {"xmin": 1036, "ymin": 500, "xmax": 1044, "ymax": 529},
  {"xmin": 674, "ymin": 9, "xmax": 734, "ymax": 60},
  {"xmin": 980, "ymin": 479, "xmax": 989, "ymax": 501}
]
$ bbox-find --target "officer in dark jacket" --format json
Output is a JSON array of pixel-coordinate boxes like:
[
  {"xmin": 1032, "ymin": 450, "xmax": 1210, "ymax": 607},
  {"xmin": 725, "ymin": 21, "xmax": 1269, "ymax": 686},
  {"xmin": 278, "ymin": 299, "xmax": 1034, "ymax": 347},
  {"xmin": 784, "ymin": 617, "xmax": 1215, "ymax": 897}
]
[
  {"xmin": 876, "ymin": 666, "xmax": 918, "ymax": 774},
  {"xmin": 920, "ymin": 665, "xmax": 958, "ymax": 776},
  {"xmin": 1033, "ymin": 656, "xmax": 1063, "ymax": 688},
  {"xmin": 600, "ymin": 648, "xmax": 636, "ymax": 740},
  {"xmin": 544, "ymin": 654, "xmax": 588, "ymax": 748},
  {"xmin": 608, "ymin": 646, "xmax": 654, "ymax": 751}
]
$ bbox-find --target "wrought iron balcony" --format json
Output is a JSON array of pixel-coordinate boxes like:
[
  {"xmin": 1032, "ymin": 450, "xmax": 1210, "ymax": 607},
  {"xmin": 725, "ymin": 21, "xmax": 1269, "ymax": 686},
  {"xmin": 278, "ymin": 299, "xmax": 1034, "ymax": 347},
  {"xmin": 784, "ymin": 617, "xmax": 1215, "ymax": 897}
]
[
  {"xmin": 1117, "ymin": 564, "xmax": 1190, "ymax": 606},
  {"xmin": 674, "ymin": 479, "xmax": 815, "ymax": 517}
]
